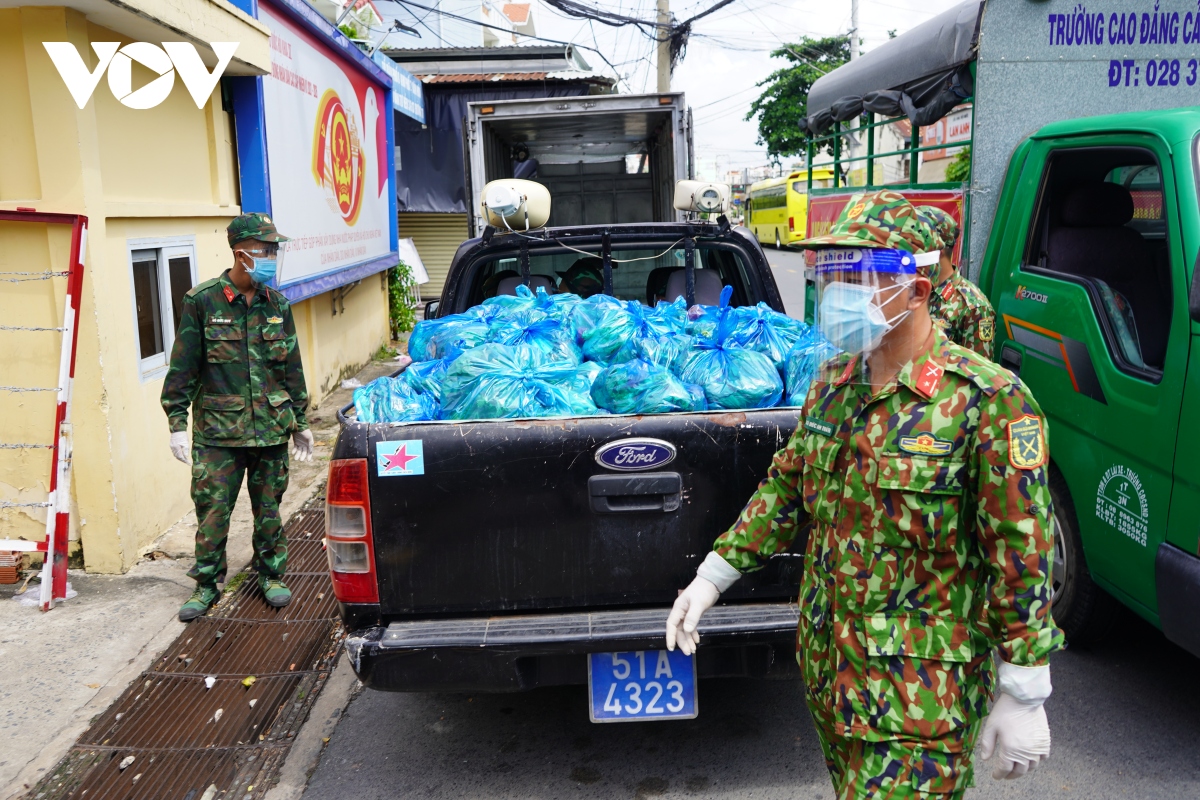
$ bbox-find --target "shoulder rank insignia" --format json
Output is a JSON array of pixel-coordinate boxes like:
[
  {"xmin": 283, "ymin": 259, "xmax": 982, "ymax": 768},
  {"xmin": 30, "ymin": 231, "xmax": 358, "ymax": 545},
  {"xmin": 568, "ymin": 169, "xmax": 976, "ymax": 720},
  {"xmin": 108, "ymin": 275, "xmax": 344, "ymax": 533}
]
[
  {"xmin": 898, "ymin": 433, "xmax": 954, "ymax": 457},
  {"xmin": 804, "ymin": 416, "xmax": 836, "ymax": 437},
  {"xmin": 978, "ymin": 316, "xmax": 995, "ymax": 342},
  {"xmin": 267, "ymin": 316, "xmax": 283, "ymax": 324},
  {"xmin": 913, "ymin": 361, "xmax": 944, "ymax": 399},
  {"xmin": 223, "ymin": 285, "xmax": 236, "ymax": 303},
  {"xmin": 940, "ymin": 282, "xmax": 956, "ymax": 301},
  {"xmin": 1008, "ymin": 415, "xmax": 1046, "ymax": 470}
]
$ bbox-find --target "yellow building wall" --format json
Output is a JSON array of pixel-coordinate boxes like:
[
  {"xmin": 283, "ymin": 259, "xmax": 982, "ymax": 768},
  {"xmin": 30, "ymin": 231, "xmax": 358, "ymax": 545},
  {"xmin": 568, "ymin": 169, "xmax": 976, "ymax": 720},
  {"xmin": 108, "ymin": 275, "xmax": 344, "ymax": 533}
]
[
  {"xmin": 293, "ymin": 275, "xmax": 391, "ymax": 409},
  {"xmin": 1, "ymin": 6, "xmax": 392, "ymax": 572},
  {"xmin": 0, "ymin": 6, "xmax": 262, "ymax": 573}
]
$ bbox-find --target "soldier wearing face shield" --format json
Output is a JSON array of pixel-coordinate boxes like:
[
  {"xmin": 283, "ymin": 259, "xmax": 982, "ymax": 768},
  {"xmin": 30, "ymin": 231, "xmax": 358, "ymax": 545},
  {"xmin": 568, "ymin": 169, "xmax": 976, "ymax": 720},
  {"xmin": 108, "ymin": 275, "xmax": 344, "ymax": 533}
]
[
  {"xmin": 665, "ymin": 191, "xmax": 1063, "ymax": 798},
  {"xmin": 161, "ymin": 213, "xmax": 313, "ymax": 621},
  {"xmin": 916, "ymin": 205, "xmax": 997, "ymax": 360}
]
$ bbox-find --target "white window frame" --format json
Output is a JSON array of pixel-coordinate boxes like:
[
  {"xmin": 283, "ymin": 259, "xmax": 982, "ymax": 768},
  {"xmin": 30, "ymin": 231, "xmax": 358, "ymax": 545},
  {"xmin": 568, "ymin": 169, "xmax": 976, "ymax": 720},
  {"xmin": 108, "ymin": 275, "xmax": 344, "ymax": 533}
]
[{"xmin": 127, "ymin": 236, "xmax": 199, "ymax": 381}]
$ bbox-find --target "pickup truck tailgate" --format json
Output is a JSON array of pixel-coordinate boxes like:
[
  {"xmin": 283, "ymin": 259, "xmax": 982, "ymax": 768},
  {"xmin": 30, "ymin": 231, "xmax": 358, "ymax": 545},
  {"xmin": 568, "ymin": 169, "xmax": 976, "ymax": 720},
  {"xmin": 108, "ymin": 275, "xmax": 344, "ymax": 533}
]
[{"xmin": 353, "ymin": 410, "xmax": 803, "ymax": 616}]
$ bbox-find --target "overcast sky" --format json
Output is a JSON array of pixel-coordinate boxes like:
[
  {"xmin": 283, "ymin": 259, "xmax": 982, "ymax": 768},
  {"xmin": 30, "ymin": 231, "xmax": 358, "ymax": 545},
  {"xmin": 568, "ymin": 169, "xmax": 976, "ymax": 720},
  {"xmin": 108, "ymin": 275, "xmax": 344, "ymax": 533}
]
[{"xmin": 529, "ymin": 0, "xmax": 963, "ymax": 178}]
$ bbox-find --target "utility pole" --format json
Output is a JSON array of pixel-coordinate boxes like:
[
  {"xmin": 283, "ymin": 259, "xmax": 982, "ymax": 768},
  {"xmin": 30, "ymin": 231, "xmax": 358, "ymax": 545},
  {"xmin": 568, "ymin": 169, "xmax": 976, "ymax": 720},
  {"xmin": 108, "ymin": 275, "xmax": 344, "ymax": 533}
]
[
  {"xmin": 850, "ymin": 0, "xmax": 859, "ymax": 62},
  {"xmin": 656, "ymin": 0, "xmax": 671, "ymax": 92},
  {"xmin": 847, "ymin": 0, "xmax": 861, "ymax": 182}
]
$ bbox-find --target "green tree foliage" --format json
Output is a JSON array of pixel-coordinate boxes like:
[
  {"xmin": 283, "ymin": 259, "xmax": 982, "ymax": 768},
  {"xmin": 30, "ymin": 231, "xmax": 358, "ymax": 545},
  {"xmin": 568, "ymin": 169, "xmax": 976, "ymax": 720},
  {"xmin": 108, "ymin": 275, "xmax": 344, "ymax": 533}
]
[
  {"xmin": 746, "ymin": 36, "xmax": 851, "ymax": 160},
  {"xmin": 945, "ymin": 146, "xmax": 972, "ymax": 183},
  {"xmin": 388, "ymin": 261, "xmax": 419, "ymax": 339}
]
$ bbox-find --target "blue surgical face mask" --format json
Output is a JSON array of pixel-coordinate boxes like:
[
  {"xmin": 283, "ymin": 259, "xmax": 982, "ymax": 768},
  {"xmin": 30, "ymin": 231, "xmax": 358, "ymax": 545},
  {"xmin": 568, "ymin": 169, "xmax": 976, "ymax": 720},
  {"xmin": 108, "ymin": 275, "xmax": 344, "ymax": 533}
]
[
  {"xmin": 241, "ymin": 251, "xmax": 278, "ymax": 285},
  {"xmin": 818, "ymin": 280, "xmax": 912, "ymax": 354}
]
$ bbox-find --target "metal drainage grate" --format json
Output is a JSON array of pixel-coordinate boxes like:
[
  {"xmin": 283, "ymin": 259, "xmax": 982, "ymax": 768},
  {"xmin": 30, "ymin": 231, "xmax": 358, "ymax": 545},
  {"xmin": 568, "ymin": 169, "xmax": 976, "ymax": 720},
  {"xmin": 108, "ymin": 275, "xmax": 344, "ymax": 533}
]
[
  {"xmin": 25, "ymin": 494, "xmax": 342, "ymax": 800},
  {"xmin": 153, "ymin": 618, "xmax": 337, "ymax": 677},
  {"xmin": 283, "ymin": 539, "xmax": 329, "ymax": 575},
  {"xmin": 214, "ymin": 574, "xmax": 338, "ymax": 622}
]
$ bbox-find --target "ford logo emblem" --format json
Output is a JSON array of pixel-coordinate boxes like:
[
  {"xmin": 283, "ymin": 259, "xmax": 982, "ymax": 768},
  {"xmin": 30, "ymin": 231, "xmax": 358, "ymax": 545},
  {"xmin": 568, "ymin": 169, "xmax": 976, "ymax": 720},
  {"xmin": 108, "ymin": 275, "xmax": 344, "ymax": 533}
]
[{"xmin": 595, "ymin": 438, "xmax": 677, "ymax": 472}]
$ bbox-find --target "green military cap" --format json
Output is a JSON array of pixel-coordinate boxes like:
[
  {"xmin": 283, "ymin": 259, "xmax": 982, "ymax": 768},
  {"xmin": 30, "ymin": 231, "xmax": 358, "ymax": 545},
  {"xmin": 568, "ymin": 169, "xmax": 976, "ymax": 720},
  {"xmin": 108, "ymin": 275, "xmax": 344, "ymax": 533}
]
[
  {"xmin": 911, "ymin": 206, "xmax": 950, "ymax": 277},
  {"xmin": 558, "ymin": 257, "xmax": 604, "ymax": 298},
  {"xmin": 797, "ymin": 189, "xmax": 930, "ymax": 254},
  {"xmin": 227, "ymin": 212, "xmax": 290, "ymax": 247},
  {"xmin": 917, "ymin": 205, "xmax": 958, "ymax": 248}
]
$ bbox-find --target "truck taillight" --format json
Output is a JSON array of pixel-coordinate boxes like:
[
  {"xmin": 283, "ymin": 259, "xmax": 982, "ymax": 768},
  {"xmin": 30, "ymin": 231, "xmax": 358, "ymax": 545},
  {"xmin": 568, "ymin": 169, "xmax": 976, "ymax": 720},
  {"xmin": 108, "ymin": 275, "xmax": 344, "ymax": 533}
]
[
  {"xmin": 788, "ymin": 216, "xmax": 795, "ymax": 231},
  {"xmin": 325, "ymin": 459, "xmax": 378, "ymax": 604}
]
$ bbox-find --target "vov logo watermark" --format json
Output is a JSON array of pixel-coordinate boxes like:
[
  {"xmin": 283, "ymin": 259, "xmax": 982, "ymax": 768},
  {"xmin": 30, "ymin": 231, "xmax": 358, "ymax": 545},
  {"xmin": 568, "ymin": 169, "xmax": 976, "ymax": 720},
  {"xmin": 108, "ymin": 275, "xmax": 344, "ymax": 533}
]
[{"xmin": 42, "ymin": 42, "xmax": 239, "ymax": 110}]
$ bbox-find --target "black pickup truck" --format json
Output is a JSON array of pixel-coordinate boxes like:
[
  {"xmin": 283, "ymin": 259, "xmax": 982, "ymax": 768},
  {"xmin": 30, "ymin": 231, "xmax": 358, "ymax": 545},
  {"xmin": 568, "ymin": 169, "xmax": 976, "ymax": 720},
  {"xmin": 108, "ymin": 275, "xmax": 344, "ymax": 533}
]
[{"xmin": 329, "ymin": 220, "xmax": 804, "ymax": 704}]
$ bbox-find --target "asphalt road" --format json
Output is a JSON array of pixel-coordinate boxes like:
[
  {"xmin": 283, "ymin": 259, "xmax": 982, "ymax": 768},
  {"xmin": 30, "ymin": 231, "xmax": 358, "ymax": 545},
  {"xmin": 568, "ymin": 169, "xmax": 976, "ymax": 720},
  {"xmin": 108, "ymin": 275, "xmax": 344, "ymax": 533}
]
[
  {"xmin": 303, "ymin": 608, "xmax": 1199, "ymax": 800},
  {"xmin": 763, "ymin": 245, "xmax": 808, "ymax": 321}
]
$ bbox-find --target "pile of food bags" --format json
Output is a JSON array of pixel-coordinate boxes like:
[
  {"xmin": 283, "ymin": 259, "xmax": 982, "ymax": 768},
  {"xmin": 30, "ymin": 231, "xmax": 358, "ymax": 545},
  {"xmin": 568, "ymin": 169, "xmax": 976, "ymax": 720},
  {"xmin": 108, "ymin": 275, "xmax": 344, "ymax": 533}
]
[{"xmin": 354, "ymin": 284, "xmax": 837, "ymax": 422}]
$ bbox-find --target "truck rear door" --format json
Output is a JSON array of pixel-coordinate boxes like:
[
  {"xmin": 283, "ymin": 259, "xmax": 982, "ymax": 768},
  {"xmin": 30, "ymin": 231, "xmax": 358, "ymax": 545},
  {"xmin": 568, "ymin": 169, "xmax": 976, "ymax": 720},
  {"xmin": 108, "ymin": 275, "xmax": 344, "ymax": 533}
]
[
  {"xmin": 991, "ymin": 132, "xmax": 1189, "ymax": 616},
  {"xmin": 367, "ymin": 411, "xmax": 803, "ymax": 618}
]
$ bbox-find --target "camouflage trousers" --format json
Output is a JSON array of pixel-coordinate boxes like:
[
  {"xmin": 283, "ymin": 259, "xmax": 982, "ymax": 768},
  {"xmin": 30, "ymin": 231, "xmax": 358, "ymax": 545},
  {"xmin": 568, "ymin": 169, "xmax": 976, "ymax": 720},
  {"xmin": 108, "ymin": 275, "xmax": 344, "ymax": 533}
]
[
  {"xmin": 807, "ymin": 700, "xmax": 981, "ymax": 799},
  {"xmin": 187, "ymin": 443, "xmax": 289, "ymax": 587}
]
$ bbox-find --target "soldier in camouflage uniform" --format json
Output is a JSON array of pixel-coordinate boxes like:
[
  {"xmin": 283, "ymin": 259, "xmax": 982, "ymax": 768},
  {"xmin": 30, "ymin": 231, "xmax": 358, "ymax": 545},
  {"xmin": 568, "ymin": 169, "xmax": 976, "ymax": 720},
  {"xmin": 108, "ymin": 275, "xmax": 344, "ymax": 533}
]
[
  {"xmin": 915, "ymin": 206, "xmax": 997, "ymax": 360},
  {"xmin": 162, "ymin": 213, "xmax": 314, "ymax": 621},
  {"xmin": 667, "ymin": 191, "xmax": 1063, "ymax": 798}
]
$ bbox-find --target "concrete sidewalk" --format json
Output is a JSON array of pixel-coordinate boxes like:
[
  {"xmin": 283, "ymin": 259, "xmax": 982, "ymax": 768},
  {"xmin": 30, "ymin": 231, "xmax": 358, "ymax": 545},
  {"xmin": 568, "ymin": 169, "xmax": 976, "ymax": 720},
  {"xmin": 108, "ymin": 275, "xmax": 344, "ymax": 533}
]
[{"xmin": 0, "ymin": 355, "xmax": 397, "ymax": 800}]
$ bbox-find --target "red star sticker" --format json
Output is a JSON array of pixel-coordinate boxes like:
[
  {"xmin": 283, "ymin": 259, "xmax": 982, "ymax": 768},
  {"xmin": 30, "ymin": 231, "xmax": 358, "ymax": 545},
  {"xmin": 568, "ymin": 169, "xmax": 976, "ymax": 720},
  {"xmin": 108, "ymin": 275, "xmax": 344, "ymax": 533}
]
[{"xmin": 382, "ymin": 445, "xmax": 418, "ymax": 472}]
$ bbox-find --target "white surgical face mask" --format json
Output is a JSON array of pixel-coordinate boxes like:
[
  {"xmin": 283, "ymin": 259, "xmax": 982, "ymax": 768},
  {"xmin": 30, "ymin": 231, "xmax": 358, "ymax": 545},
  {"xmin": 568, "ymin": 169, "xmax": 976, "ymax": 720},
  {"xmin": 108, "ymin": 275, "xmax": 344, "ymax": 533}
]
[{"xmin": 818, "ymin": 279, "xmax": 913, "ymax": 354}]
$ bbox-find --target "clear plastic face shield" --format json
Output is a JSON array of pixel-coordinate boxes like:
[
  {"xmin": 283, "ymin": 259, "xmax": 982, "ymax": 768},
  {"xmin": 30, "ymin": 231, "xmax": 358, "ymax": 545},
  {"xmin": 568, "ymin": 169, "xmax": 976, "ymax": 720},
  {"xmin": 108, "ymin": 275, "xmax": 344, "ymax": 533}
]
[
  {"xmin": 235, "ymin": 239, "xmax": 287, "ymax": 285},
  {"xmin": 812, "ymin": 247, "xmax": 920, "ymax": 384}
]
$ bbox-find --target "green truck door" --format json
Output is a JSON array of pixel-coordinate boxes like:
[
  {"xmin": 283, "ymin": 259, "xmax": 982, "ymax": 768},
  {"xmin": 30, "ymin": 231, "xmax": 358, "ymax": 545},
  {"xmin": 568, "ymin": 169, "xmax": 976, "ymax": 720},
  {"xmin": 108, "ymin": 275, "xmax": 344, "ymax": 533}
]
[{"xmin": 991, "ymin": 133, "xmax": 1189, "ymax": 618}]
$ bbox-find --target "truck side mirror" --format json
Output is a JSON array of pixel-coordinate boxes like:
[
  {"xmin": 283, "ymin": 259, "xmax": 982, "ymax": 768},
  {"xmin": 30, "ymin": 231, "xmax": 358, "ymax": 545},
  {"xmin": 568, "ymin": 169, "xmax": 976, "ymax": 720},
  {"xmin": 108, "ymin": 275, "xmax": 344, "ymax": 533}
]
[{"xmin": 424, "ymin": 300, "xmax": 440, "ymax": 320}]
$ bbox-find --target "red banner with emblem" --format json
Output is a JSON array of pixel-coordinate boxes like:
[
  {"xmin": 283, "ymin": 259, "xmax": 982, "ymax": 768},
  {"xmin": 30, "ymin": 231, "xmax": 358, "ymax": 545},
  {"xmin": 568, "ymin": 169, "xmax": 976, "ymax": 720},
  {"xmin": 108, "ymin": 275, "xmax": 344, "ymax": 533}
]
[{"xmin": 806, "ymin": 189, "xmax": 965, "ymax": 265}]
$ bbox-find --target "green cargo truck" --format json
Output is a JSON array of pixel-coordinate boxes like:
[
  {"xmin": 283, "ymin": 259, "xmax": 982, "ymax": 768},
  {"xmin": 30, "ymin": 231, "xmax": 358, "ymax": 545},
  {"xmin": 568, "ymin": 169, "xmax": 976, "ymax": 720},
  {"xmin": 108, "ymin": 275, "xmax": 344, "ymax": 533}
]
[{"xmin": 799, "ymin": 0, "xmax": 1200, "ymax": 656}]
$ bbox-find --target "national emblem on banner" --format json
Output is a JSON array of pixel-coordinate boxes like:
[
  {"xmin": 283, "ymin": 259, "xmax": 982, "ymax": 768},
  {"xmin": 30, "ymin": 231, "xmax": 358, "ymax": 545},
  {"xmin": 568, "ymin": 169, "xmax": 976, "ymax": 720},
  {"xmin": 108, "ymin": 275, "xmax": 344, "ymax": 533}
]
[{"xmin": 313, "ymin": 89, "xmax": 364, "ymax": 226}]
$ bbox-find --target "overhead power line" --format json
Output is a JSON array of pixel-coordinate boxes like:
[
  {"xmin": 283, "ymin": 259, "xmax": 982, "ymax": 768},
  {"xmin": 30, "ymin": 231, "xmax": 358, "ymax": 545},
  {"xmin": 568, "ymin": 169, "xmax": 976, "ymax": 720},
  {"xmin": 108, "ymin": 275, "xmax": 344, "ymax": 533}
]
[{"xmin": 385, "ymin": 0, "xmax": 628, "ymax": 88}]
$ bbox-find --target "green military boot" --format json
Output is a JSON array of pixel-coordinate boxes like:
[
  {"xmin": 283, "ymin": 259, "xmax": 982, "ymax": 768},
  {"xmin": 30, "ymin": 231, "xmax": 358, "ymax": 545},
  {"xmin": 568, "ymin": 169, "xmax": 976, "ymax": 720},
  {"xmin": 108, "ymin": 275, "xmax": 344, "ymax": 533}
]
[
  {"xmin": 179, "ymin": 584, "xmax": 221, "ymax": 622},
  {"xmin": 258, "ymin": 575, "xmax": 292, "ymax": 608}
]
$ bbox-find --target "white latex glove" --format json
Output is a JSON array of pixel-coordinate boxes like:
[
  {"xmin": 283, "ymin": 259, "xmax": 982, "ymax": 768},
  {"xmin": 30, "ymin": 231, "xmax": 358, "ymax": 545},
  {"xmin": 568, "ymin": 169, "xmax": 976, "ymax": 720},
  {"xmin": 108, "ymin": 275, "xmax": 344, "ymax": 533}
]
[
  {"xmin": 980, "ymin": 662, "xmax": 1053, "ymax": 780},
  {"xmin": 169, "ymin": 431, "xmax": 190, "ymax": 465},
  {"xmin": 292, "ymin": 429, "xmax": 314, "ymax": 462},
  {"xmin": 665, "ymin": 576, "xmax": 718, "ymax": 656},
  {"xmin": 665, "ymin": 552, "xmax": 741, "ymax": 656}
]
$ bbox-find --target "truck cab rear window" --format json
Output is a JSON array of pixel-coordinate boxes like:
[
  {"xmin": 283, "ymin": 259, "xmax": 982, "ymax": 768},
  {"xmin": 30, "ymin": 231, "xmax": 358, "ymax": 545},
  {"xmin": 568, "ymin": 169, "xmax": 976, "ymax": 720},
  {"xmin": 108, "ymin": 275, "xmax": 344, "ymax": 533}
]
[
  {"xmin": 465, "ymin": 244, "xmax": 754, "ymax": 309},
  {"xmin": 1022, "ymin": 146, "xmax": 1171, "ymax": 376}
]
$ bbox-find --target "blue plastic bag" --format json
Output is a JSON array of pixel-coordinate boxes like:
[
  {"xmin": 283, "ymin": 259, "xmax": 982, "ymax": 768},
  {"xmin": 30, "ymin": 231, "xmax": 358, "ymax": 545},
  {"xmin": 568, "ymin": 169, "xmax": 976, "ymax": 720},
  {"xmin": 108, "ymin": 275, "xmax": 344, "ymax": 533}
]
[
  {"xmin": 579, "ymin": 299, "xmax": 687, "ymax": 365},
  {"xmin": 482, "ymin": 284, "xmax": 583, "ymax": 321},
  {"xmin": 592, "ymin": 359, "xmax": 706, "ymax": 414},
  {"xmin": 407, "ymin": 306, "xmax": 498, "ymax": 362},
  {"xmin": 396, "ymin": 344, "xmax": 462, "ymax": 404},
  {"xmin": 353, "ymin": 376, "xmax": 439, "ymax": 423},
  {"xmin": 440, "ymin": 344, "xmax": 581, "ymax": 420},
  {"xmin": 680, "ymin": 308, "xmax": 784, "ymax": 410},
  {"xmin": 784, "ymin": 329, "xmax": 840, "ymax": 407},
  {"xmin": 731, "ymin": 303, "xmax": 810, "ymax": 371},
  {"xmin": 685, "ymin": 285, "xmax": 735, "ymax": 339},
  {"xmin": 544, "ymin": 361, "xmax": 604, "ymax": 415},
  {"xmin": 635, "ymin": 329, "xmax": 694, "ymax": 375},
  {"xmin": 487, "ymin": 309, "xmax": 582, "ymax": 363}
]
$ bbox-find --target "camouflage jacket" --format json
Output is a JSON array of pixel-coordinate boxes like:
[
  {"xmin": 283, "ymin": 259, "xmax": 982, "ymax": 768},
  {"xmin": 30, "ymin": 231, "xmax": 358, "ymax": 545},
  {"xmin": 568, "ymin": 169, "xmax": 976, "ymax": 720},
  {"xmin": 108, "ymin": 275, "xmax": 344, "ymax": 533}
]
[
  {"xmin": 161, "ymin": 271, "xmax": 309, "ymax": 447},
  {"xmin": 713, "ymin": 329, "xmax": 1063, "ymax": 743},
  {"xmin": 929, "ymin": 268, "xmax": 996, "ymax": 360}
]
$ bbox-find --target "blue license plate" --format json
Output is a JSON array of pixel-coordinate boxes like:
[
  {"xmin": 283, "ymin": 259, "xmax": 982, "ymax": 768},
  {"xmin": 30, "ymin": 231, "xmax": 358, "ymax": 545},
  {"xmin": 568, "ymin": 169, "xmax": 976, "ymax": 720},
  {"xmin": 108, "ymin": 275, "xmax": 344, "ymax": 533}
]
[{"xmin": 587, "ymin": 649, "xmax": 697, "ymax": 722}]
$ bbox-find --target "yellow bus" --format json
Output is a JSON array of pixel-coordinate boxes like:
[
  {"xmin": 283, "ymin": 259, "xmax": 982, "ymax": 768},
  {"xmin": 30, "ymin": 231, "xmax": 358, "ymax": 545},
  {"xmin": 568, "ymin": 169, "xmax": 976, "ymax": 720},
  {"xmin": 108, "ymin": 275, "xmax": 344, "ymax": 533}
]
[{"xmin": 746, "ymin": 168, "xmax": 835, "ymax": 247}]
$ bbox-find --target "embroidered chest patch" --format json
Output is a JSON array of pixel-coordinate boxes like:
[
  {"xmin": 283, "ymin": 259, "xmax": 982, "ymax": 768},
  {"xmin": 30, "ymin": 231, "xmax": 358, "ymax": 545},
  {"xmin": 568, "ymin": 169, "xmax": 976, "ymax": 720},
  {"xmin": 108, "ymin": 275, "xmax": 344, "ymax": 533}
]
[
  {"xmin": 897, "ymin": 433, "xmax": 954, "ymax": 457},
  {"xmin": 267, "ymin": 316, "xmax": 283, "ymax": 324}
]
